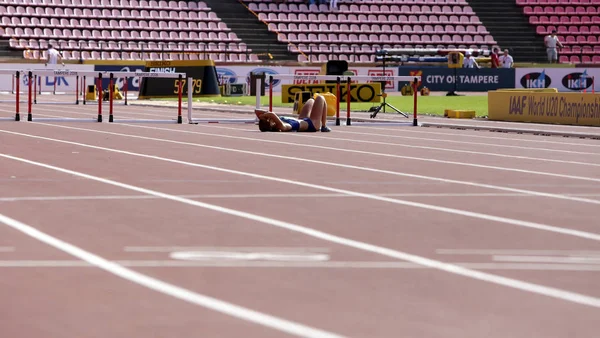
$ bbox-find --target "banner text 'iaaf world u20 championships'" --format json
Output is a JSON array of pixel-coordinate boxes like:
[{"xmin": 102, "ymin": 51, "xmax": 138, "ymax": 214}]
[{"xmin": 489, "ymin": 90, "xmax": 600, "ymax": 127}]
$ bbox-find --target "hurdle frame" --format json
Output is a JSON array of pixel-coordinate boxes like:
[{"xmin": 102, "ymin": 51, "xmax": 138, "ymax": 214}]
[
  {"xmin": 263, "ymin": 74, "xmax": 421, "ymax": 126},
  {"xmin": 1, "ymin": 69, "xmax": 192, "ymax": 124}
]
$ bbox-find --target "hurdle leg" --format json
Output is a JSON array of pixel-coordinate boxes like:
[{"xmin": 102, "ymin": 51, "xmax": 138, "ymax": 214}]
[
  {"xmin": 75, "ymin": 75, "xmax": 79, "ymax": 104},
  {"xmin": 177, "ymin": 74, "xmax": 183, "ymax": 124},
  {"xmin": 15, "ymin": 71, "xmax": 20, "ymax": 121},
  {"xmin": 269, "ymin": 75, "xmax": 273, "ymax": 112},
  {"xmin": 109, "ymin": 73, "xmax": 114, "ymax": 122},
  {"xmin": 346, "ymin": 77, "xmax": 351, "ymax": 126},
  {"xmin": 335, "ymin": 77, "xmax": 340, "ymax": 126},
  {"xmin": 97, "ymin": 73, "xmax": 102, "ymax": 122},
  {"xmin": 83, "ymin": 76, "xmax": 87, "ymax": 105},
  {"xmin": 27, "ymin": 71, "xmax": 33, "ymax": 121},
  {"xmin": 413, "ymin": 77, "xmax": 418, "ymax": 126},
  {"xmin": 34, "ymin": 75, "xmax": 37, "ymax": 104},
  {"xmin": 124, "ymin": 77, "xmax": 128, "ymax": 105}
]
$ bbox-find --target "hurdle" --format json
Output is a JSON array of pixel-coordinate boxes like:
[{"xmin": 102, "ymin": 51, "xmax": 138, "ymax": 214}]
[
  {"xmin": 1, "ymin": 69, "xmax": 192, "ymax": 124},
  {"xmin": 261, "ymin": 74, "xmax": 421, "ymax": 126}
]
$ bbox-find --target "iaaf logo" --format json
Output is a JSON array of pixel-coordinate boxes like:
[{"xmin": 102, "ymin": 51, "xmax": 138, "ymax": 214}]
[
  {"xmin": 562, "ymin": 70, "xmax": 593, "ymax": 91},
  {"xmin": 216, "ymin": 68, "xmax": 237, "ymax": 85},
  {"xmin": 520, "ymin": 70, "xmax": 551, "ymax": 88},
  {"xmin": 368, "ymin": 70, "xmax": 394, "ymax": 89},
  {"xmin": 293, "ymin": 69, "xmax": 320, "ymax": 85}
]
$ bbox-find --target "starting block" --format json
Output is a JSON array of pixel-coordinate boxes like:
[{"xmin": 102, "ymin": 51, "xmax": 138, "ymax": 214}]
[{"xmin": 444, "ymin": 109, "xmax": 476, "ymax": 119}]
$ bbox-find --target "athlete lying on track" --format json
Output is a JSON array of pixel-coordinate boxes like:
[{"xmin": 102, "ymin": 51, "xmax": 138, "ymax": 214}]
[{"xmin": 256, "ymin": 95, "xmax": 331, "ymax": 132}]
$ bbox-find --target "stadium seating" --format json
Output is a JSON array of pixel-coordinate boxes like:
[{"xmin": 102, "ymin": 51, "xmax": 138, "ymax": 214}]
[
  {"xmin": 244, "ymin": 0, "xmax": 498, "ymax": 62},
  {"xmin": 0, "ymin": 0, "xmax": 260, "ymax": 61},
  {"xmin": 517, "ymin": 0, "xmax": 600, "ymax": 63}
]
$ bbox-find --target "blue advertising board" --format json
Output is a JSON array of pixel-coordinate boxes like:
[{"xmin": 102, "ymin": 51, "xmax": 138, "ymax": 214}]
[
  {"xmin": 93, "ymin": 65, "xmax": 146, "ymax": 91},
  {"xmin": 397, "ymin": 66, "xmax": 515, "ymax": 92}
]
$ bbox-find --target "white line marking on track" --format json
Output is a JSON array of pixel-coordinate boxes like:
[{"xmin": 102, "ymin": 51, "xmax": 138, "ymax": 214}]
[
  {"xmin": 169, "ymin": 251, "xmax": 331, "ymax": 262},
  {"xmin": 2, "ymin": 154, "xmax": 600, "ymax": 308},
  {"xmin": 125, "ymin": 123, "xmax": 600, "ymax": 182},
  {"xmin": 24, "ymin": 105, "xmax": 600, "ymax": 149},
  {"xmin": 36, "ymin": 106, "xmax": 600, "ymax": 162},
  {"xmin": 0, "ymin": 247, "xmax": 15, "ymax": 252},
  {"xmin": 2, "ymin": 260, "xmax": 600, "ymax": 271},
  {"xmin": 436, "ymin": 249, "xmax": 600, "ymax": 256},
  {"xmin": 492, "ymin": 255, "xmax": 600, "ymax": 264},
  {"xmin": 125, "ymin": 246, "xmax": 332, "ymax": 253},
  {"xmin": 6, "ymin": 125, "xmax": 600, "ymax": 209},
  {"xmin": 4, "ymin": 192, "xmax": 600, "ymax": 203},
  {"xmin": 0, "ymin": 213, "xmax": 345, "ymax": 338},
  {"xmin": 332, "ymin": 129, "xmax": 600, "ymax": 156},
  {"xmin": 356, "ymin": 125, "xmax": 600, "ymax": 148},
  {"xmin": 2, "ymin": 132, "xmax": 600, "ymax": 242}
]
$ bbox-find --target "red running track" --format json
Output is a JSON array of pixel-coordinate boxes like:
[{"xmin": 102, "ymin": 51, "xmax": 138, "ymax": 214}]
[{"xmin": 0, "ymin": 102, "xmax": 600, "ymax": 338}]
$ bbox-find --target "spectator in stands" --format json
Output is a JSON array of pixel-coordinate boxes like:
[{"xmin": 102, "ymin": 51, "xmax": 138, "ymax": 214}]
[
  {"xmin": 462, "ymin": 51, "xmax": 479, "ymax": 69},
  {"xmin": 544, "ymin": 30, "xmax": 563, "ymax": 64},
  {"xmin": 255, "ymin": 95, "xmax": 331, "ymax": 132},
  {"xmin": 45, "ymin": 44, "xmax": 64, "ymax": 66},
  {"xmin": 490, "ymin": 48, "xmax": 500, "ymax": 68},
  {"xmin": 499, "ymin": 49, "xmax": 514, "ymax": 68},
  {"xmin": 329, "ymin": 0, "xmax": 338, "ymax": 10}
]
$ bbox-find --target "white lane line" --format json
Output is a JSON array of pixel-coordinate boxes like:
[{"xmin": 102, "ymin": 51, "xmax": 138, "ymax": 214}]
[
  {"xmin": 2, "ymin": 133, "xmax": 600, "ymax": 243},
  {"xmin": 126, "ymin": 123, "xmax": 600, "ymax": 176},
  {"xmin": 356, "ymin": 125, "xmax": 600, "ymax": 148},
  {"xmin": 2, "ymin": 155, "xmax": 600, "ymax": 309},
  {"xmin": 6, "ymin": 192, "xmax": 600, "ymax": 203},
  {"xmin": 7, "ymin": 125, "xmax": 600, "ymax": 209},
  {"xmin": 124, "ymin": 246, "xmax": 332, "ymax": 253},
  {"xmin": 2, "ymin": 260, "xmax": 600, "ymax": 271},
  {"xmin": 5, "ymin": 105, "xmax": 600, "ymax": 149},
  {"xmin": 253, "ymin": 130, "xmax": 600, "ymax": 167},
  {"xmin": 34, "ymin": 105, "xmax": 600, "ymax": 162},
  {"xmin": 124, "ymin": 123, "xmax": 600, "ymax": 185},
  {"xmin": 436, "ymin": 249, "xmax": 600, "ymax": 256},
  {"xmin": 25, "ymin": 105, "xmax": 600, "ymax": 149},
  {"xmin": 332, "ymin": 129, "xmax": 600, "ymax": 156},
  {"xmin": 0, "ymin": 247, "xmax": 15, "ymax": 252},
  {"xmin": 0, "ymin": 213, "xmax": 345, "ymax": 338},
  {"xmin": 492, "ymin": 256, "xmax": 600, "ymax": 264}
]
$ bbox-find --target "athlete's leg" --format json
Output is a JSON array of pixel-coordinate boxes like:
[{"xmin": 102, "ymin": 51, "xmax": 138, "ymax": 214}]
[
  {"xmin": 308, "ymin": 95, "xmax": 327, "ymax": 130},
  {"xmin": 297, "ymin": 98, "xmax": 314, "ymax": 119}
]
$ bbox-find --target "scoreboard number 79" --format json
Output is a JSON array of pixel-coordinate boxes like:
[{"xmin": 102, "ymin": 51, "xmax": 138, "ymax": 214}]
[{"xmin": 174, "ymin": 78, "xmax": 202, "ymax": 94}]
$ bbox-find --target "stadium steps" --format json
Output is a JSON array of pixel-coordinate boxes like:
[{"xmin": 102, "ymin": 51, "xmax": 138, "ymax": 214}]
[
  {"xmin": 201, "ymin": 0, "xmax": 297, "ymax": 61},
  {"xmin": 0, "ymin": 40, "xmax": 24, "ymax": 59},
  {"xmin": 467, "ymin": 0, "xmax": 548, "ymax": 63}
]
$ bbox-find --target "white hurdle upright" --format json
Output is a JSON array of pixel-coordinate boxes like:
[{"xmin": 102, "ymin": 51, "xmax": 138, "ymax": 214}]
[{"xmin": 263, "ymin": 74, "xmax": 421, "ymax": 126}]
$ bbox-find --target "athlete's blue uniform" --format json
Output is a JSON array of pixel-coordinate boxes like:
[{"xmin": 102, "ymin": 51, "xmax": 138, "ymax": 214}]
[{"xmin": 280, "ymin": 116, "xmax": 317, "ymax": 132}]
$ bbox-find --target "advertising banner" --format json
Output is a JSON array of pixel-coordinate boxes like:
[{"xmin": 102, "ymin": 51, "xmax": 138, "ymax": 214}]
[
  {"xmin": 0, "ymin": 64, "xmax": 95, "ymax": 93},
  {"xmin": 281, "ymin": 83, "xmax": 382, "ymax": 103},
  {"xmin": 215, "ymin": 66, "xmax": 399, "ymax": 93},
  {"xmin": 93, "ymin": 65, "xmax": 146, "ymax": 91},
  {"xmin": 397, "ymin": 66, "xmax": 515, "ymax": 92},
  {"xmin": 488, "ymin": 90, "xmax": 600, "ymax": 126},
  {"xmin": 515, "ymin": 68, "xmax": 600, "ymax": 93}
]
